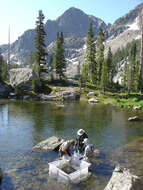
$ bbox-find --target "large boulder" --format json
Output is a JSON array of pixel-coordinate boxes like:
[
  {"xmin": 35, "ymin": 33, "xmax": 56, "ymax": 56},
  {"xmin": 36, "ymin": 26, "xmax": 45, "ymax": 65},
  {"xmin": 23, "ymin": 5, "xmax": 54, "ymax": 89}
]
[
  {"xmin": 33, "ymin": 136, "xmax": 64, "ymax": 151},
  {"xmin": 62, "ymin": 90, "xmax": 80, "ymax": 101},
  {"xmin": 104, "ymin": 166, "xmax": 143, "ymax": 190},
  {"xmin": 9, "ymin": 68, "xmax": 41, "ymax": 90}
]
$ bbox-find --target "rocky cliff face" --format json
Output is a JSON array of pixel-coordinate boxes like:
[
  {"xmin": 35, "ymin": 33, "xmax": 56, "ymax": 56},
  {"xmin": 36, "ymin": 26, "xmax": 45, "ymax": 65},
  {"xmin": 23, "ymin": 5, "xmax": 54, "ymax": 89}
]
[
  {"xmin": 1, "ymin": 7, "xmax": 107, "ymax": 65},
  {"xmin": 1, "ymin": 3, "xmax": 143, "ymax": 78}
]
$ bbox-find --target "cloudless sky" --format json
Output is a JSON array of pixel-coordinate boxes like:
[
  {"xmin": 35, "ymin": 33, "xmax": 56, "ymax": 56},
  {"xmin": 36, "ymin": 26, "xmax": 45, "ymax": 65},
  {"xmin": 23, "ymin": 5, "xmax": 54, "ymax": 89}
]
[{"xmin": 0, "ymin": 0, "xmax": 142, "ymax": 45}]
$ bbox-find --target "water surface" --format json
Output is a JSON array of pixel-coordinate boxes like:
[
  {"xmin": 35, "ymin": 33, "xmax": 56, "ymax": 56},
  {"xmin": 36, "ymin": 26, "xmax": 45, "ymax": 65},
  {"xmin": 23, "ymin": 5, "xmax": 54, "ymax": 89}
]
[{"xmin": 0, "ymin": 100, "xmax": 143, "ymax": 190}]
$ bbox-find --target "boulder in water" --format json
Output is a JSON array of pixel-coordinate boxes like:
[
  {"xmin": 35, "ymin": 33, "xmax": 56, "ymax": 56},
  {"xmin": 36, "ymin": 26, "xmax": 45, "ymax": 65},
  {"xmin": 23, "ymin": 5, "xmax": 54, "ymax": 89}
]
[
  {"xmin": 33, "ymin": 136, "xmax": 64, "ymax": 151},
  {"xmin": 104, "ymin": 165, "xmax": 143, "ymax": 190}
]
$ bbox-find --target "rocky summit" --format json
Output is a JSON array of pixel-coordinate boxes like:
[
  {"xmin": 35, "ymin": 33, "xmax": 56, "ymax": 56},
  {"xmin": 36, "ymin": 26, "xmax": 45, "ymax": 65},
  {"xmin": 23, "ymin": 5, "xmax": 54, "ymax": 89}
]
[{"xmin": 1, "ymin": 3, "xmax": 143, "ymax": 78}]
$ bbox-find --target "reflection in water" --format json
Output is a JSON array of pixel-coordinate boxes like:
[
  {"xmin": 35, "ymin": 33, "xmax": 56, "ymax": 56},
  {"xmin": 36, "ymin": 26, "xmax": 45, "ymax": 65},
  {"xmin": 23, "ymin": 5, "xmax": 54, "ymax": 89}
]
[
  {"xmin": 0, "ymin": 100, "xmax": 143, "ymax": 190},
  {"xmin": 0, "ymin": 104, "xmax": 8, "ymax": 125}
]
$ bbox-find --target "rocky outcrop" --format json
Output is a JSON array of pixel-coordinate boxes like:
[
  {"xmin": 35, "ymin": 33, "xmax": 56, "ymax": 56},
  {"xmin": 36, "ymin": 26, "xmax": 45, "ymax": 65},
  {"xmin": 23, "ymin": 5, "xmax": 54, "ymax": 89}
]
[
  {"xmin": 62, "ymin": 90, "xmax": 80, "ymax": 101},
  {"xmin": 9, "ymin": 68, "xmax": 41, "ymax": 90},
  {"xmin": 33, "ymin": 136, "xmax": 64, "ymax": 151},
  {"xmin": 1, "ymin": 7, "xmax": 107, "ymax": 65},
  {"xmin": 104, "ymin": 165, "xmax": 143, "ymax": 190}
]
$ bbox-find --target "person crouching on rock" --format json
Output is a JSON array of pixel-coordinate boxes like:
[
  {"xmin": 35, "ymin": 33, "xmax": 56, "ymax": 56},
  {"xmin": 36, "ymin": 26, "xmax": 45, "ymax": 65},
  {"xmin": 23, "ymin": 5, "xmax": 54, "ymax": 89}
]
[
  {"xmin": 75, "ymin": 129, "xmax": 88, "ymax": 154},
  {"xmin": 82, "ymin": 138, "xmax": 94, "ymax": 161},
  {"xmin": 59, "ymin": 139, "xmax": 75, "ymax": 158}
]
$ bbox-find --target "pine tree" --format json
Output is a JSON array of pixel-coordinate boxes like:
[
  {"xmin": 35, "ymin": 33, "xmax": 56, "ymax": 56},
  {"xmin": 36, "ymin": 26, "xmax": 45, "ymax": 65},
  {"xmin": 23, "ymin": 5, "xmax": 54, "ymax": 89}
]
[
  {"xmin": 59, "ymin": 32, "xmax": 66, "ymax": 75},
  {"xmin": 100, "ymin": 60, "xmax": 108, "ymax": 93},
  {"xmin": 28, "ymin": 51, "xmax": 35, "ymax": 68},
  {"xmin": 53, "ymin": 32, "xmax": 66, "ymax": 80},
  {"xmin": 34, "ymin": 10, "xmax": 47, "ymax": 78},
  {"xmin": 83, "ymin": 21, "xmax": 96, "ymax": 84},
  {"xmin": 1, "ymin": 59, "xmax": 8, "ymax": 81},
  {"xmin": 96, "ymin": 28, "xmax": 105, "ymax": 85},
  {"xmin": 0, "ymin": 50, "xmax": 7, "ymax": 82},
  {"xmin": 128, "ymin": 40, "xmax": 137, "ymax": 93},
  {"xmin": 134, "ymin": 58, "xmax": 140, "ymax": 92},
  {"xmin": 106, "ymin": 47, "xmax": 113, "ymax": 87}
]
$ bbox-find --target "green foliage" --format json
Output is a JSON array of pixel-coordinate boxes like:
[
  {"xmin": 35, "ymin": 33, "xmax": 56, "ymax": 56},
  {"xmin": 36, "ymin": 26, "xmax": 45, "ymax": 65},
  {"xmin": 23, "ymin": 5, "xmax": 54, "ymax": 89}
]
[
  {"xmin": 52, "ymin": 32, "xmax": 66, "ymax": 80},
  {"xmin": 34, "ymin": 10, "xmax": 47, "ymax": 78},
  {"xmin": 106, "ymin": 47, "xmax": 114, "ymax": 87},
  {"xmin": 0, "ymin": 50, "xmax": 8, "ymax": 82},
  {"xmin": 32, "ymin": 78, "xmax": 37, "ymax": 92},
  {"xmin": 100, "ymin": 60, "xmax": 108, "ymax": 92},
  {"xmin": 82, "ymin": 21, "xmax": 96, "ymax": 84},
  {"xmin": 1, "ymin": 59, "xmax": 8, "ymax": 81},
  {"xmin": 96, "ymin": 28, "xmax": 105, "ymax": 85},
  {"xmin": 28, "ymin": 51, "xmax": 35, "ymax": 68},
  {"xmin": 128, "ymin": 40, "xmax": 137, "ymax": 93}
]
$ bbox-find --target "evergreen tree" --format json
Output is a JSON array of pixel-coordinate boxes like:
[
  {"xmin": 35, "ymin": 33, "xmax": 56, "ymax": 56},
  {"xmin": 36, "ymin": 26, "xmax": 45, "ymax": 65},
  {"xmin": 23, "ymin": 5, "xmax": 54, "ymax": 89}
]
[
  {"xmin": 128, "ymin": 40, "xmax": 137, "ymax": 93},
  {"xmin": 121, "ymin": 58, "xmax": 128, "ymax": 90},
  {"xmin": 34, "ymin": 10, "xmax": 47, "ymax": 78},
  {"xmin": 83, "ymin": 21, "xmax": 96, "ymax": 84},
  {"xmin": 53, "ymin": 32, "xmax": 66, "ymax": 80},
  {"xmin": 0, "ymin": 51, "xmax": 7, "ymax": 82},
  {"xmin": 59, "ymin": 32, "xmax": 66, "ymax": 75},
  {"xmin": 28, "ymin": 51, "xmax": 35, "ymax": 68},
  {"xmin": 100, "ymin": 60, "xmax": 108, "ymax": 93},
  {"xmin": 96, "ymin": 28, "xmax": 105, "ymax": 85},
  {"xmin": 106, "ymin": 47, "xmax": 113, "ymax": 87},
  {"xmin": 1, "ymin": 59, "xmax": 8, "ymax": 81},
  {"xmin": 134, "ymin": 58, "xmax": 140, "ymax": 92}
]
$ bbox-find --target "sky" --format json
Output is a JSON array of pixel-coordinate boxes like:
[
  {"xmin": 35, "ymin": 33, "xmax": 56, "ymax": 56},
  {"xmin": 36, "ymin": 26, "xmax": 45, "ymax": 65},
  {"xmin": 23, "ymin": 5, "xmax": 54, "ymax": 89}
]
[{"xmin": 0, "ymin": 0, "xmax": 142, "ymax": 45}]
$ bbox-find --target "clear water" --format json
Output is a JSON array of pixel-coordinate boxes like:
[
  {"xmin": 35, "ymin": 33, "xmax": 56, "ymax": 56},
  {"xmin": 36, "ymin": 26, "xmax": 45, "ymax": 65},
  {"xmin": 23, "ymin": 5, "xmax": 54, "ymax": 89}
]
[{"xmin": 0, "ymin": 100, "xmax": 143, "ymax": 190}]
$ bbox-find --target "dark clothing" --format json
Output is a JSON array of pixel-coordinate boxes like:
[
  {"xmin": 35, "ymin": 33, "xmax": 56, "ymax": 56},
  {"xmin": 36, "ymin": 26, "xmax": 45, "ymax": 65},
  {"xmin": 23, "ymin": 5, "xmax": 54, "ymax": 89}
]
[{"xmin": 75, "ymin": 133, "xmax": 88, "ymax": 154}]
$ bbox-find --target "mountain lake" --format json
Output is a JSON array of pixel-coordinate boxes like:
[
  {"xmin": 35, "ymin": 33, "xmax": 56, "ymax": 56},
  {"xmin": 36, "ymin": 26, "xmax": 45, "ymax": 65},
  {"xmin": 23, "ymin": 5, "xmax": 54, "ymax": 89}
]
[{"xmin": 0, "ymin": 99, "xmax": 143, "ymax": 190}]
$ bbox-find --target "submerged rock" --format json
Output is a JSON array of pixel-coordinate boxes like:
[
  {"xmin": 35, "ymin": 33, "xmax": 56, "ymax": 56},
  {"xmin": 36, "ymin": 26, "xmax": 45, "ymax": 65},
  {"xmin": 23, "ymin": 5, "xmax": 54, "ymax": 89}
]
[
  {"xmin": 33, "ymin": 136, "xmax": 64, "ymax": 151},
  {"xmin": 104, "ymin": 165, "xmax": 143, "ymax": 190}
]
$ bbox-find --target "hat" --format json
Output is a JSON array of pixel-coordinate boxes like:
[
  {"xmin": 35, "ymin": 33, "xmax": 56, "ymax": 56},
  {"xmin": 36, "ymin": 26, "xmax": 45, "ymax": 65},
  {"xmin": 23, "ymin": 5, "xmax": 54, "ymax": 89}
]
[{"xmin": 77, "ymin": 129, "xmax": 85, "ymax": 136}]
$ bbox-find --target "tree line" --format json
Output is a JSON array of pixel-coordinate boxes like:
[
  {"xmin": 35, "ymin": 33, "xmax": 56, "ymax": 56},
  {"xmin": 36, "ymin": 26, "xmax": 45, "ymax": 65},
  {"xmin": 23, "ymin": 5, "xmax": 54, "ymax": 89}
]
[{"xmin": 0, "ymin": 10, "xmax": 142, "ymax": 95}]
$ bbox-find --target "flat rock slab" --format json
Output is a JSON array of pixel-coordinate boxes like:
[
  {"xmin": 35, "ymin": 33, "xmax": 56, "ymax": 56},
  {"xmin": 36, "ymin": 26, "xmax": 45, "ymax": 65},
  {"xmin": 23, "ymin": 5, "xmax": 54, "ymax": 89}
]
[
  {"xmin": 33, "ymin": 136, "xmax": 64, "ymax": 151},
  {"xmin": 104, "ymin": 166, "xmax": 143, "ymax": 190}
]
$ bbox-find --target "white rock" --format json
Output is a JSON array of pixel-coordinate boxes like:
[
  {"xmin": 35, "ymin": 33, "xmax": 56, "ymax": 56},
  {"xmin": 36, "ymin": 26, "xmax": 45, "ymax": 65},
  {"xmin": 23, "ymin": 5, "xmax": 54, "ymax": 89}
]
[
  {"xmin": 104, "ymin": 166, "xmax": 143, "ymax": 190},
  {"xmin": 88, "ymin": 98, "xmax": 99, "ymax": 104}
]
